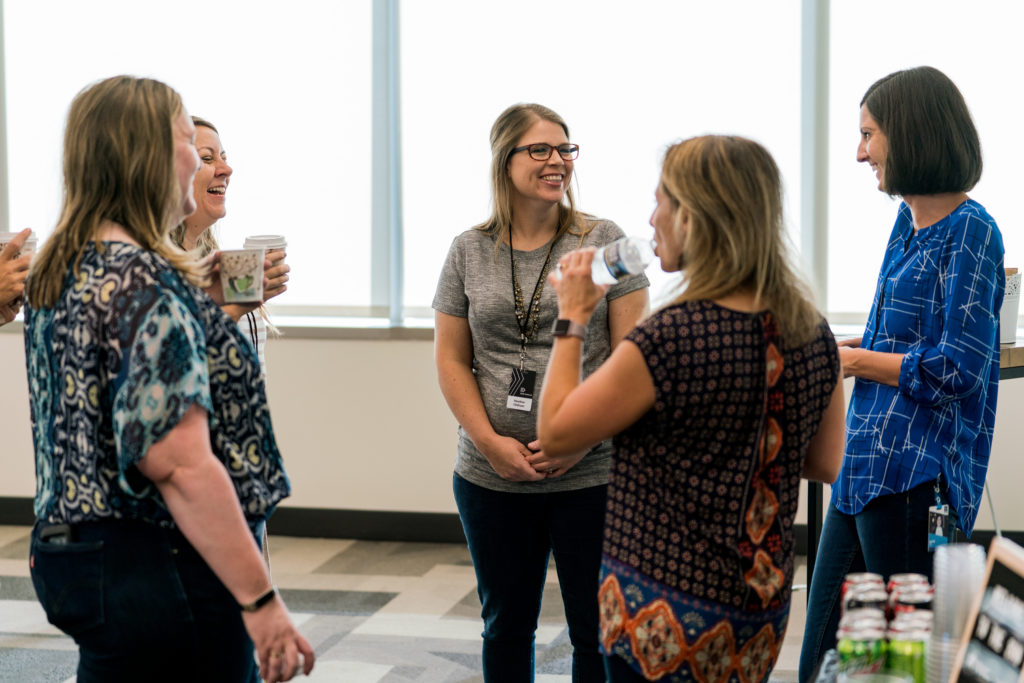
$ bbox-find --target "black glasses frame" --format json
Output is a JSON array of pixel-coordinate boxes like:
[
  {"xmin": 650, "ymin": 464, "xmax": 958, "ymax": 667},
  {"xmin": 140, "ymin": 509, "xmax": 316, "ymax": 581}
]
[{"xmin": 509, "ymin": 142, "xmax": 580, "ymax": 162}]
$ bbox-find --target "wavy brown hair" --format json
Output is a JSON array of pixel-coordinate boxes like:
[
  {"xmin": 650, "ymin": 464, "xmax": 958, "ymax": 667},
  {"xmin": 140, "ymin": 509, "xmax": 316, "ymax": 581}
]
[
  {"xmin": 474, "ymin": 103, "xmax": 590, "ymax": 250},
  {"xmin": 27, "ymin": 75, "xmax": 201, "ymax": 308},
  {"xmin": 660, "ymin": 135, "xmax": 821, "ymax": 345}
]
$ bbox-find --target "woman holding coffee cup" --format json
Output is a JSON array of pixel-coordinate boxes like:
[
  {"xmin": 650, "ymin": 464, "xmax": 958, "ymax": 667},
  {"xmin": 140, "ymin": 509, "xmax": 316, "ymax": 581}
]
[
  {"xmin": 171, "ymin": 116, "xmax": 289, "ymax": 376},
  {"xmin": 23, "ymin": 75, "xmax": 312, "ymax": 682}
]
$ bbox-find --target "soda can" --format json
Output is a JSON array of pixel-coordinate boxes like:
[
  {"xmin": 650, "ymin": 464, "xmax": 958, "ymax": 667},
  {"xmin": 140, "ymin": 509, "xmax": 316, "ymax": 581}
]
[
  {"xmin": 842, "ymin": 572, "xmax": 884, "ymax": 600},
  {"xmin": 844, "ymin": 587, "xmax": 889, "ymax": 614},
  {"xmin": 893, "ymin": 588, "xmax": 933, "ymax": 616},
  {"xmin": 839, "ymin": 607, "xmax": 887, "ymax": 633},
  {"xmin": 886, "ymin": 628, "xmax": 927, "ymax": 683},
  {"xmin": 886, "ymin": 573, "xmax": 928, "ymax": 594},
  {"xmin": 837, "ymin": 627, "xmax": 886, "ymax": 675}
]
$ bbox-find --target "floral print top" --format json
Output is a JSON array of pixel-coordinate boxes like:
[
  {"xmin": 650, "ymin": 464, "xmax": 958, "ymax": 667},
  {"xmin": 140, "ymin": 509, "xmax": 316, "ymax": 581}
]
[
  {"xmin": 599, "ymin": 301, "xmax": 838, "ymax": 681},
  {"xmin": 24, "ymin": 242, "xmax": 289, "ymax": 534}
]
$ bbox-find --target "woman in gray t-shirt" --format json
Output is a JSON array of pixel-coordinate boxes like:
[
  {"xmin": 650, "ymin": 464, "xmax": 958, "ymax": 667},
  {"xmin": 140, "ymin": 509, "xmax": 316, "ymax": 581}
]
[{"xmin": 433, "ymin": 103, "xmax": 648, "ymax": 680}]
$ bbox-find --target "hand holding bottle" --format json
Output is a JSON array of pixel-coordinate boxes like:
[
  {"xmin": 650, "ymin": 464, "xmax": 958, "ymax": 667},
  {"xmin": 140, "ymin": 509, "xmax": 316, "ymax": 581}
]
[{"xmin": 549, "ymin": 247, "xmax": 608, "ymax": 325}]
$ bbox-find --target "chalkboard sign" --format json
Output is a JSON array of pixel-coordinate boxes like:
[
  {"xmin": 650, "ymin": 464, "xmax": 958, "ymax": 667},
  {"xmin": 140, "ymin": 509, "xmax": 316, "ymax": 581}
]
[{"xmin": 951, "ymin": 536, "xmax": 1024, "ymax": 683}]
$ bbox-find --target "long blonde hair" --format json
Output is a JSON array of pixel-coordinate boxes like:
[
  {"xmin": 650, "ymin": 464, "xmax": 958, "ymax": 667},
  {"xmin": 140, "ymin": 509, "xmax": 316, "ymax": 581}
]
[
  {"xmin": 27, "ymin": 76, "xmax": 201, "ymax": 308},
  {"xmin": 660, "ymin": 135, "xmax": 820, "ymax": 345},
  {"xmin": 474, "ymin": 103, "xmax": 590, "ymax": 248}
]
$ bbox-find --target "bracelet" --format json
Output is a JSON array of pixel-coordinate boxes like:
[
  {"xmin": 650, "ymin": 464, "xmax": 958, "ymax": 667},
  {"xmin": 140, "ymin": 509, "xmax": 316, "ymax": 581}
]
[{"xmin": 239, "ymin": 586, "xmax": 278, "ymax": 612}]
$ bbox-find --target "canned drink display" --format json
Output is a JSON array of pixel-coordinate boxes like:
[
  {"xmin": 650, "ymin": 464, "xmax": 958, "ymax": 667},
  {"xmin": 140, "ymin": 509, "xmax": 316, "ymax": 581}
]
[
  {"xmin": 889, "ymin": 610, "xmax": 933, "ymax": 635},
  {"xmin": 886, "ymin": 629, "xmax": 927, "ymax": 683},
  {"xmin": 837, "ymin": 627, "xmax": 887, "ymax": 675}
]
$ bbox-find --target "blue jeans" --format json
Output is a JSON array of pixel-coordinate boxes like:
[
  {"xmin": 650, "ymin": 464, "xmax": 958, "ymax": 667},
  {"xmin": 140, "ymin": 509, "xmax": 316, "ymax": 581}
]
[
  {"xmin": 453, "ymin": 473, "xmax": 607, "ymax": 683},
  {"xmin": 798, "ymin": 480, "xmax": 935, "ymax": 683},
  {"xmin": 29, "ymin": 518, "xmax": 260, "ymax": 683}
]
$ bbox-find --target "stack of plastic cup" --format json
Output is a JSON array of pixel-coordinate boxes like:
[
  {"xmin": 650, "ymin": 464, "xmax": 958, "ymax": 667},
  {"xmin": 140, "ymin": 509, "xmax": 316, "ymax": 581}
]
[{"xmin": 927, "ymin": 543, "xmax": 986, "ymax": 683}]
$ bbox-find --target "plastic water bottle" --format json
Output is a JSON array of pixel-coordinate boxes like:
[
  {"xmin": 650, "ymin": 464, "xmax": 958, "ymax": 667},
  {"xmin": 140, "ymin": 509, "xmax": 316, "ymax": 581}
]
[{"xmin": 590, "ymin": 237, "xmax": 655, "ymax": 284}]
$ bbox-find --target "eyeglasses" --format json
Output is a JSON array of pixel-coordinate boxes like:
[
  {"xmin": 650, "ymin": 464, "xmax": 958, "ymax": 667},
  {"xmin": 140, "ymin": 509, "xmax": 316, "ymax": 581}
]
[{"xmin": 509, "ymin": 142, "xmax": 580, "ymax": 162}]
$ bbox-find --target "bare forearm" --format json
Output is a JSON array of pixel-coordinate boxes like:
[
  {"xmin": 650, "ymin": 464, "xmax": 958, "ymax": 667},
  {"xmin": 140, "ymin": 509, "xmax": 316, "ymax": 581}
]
[
  {"xmin": 437, "ymin": 360, "xmax": 499, "ymax": 451},
  {"xmin": 156, "ymin": 458, "xmax": 270, "ymax": 605},
  {"xmin": 537, "ymin": 337, "xmax": 584, "ymax": 454},
  {"xmin": 840, "ymin": 347, "xmax": 903, "ymax": 386}
]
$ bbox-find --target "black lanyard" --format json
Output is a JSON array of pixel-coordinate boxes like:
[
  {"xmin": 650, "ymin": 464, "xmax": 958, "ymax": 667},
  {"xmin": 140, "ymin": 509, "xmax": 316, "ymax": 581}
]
[{"xmin": 509, "ymin": 230, "xmax": 558, "ymax": 369}]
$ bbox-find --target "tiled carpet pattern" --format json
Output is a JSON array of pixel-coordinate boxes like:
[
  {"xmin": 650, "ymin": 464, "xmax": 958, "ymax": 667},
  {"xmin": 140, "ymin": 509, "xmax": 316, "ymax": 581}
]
[{"xmin": 0, "ymin": 526, "xmax": 802, "ymax": 681}]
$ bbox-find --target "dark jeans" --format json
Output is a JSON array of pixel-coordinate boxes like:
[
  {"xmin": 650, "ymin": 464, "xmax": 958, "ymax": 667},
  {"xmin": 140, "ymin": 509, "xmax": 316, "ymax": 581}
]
[
  {"xmin": 798, "ymin": 480, "xmax": 935, "ymax": 683},
  {"xmin": 29, "ymin": 518, "xmax": 259, "ymax": 683},
  {"xmin": 453, "ymin": 473, "xmax": 607, "ymax": 683},
  {"xmin": 604, "ymin": 654, "xmax": 648, "ymax": 682}
]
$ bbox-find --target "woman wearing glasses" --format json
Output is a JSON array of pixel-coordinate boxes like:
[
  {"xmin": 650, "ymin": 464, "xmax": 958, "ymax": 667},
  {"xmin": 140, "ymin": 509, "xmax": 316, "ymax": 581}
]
[{"xmin": 433, "ymin": 103, "xmax": 649, "ymax": 680}]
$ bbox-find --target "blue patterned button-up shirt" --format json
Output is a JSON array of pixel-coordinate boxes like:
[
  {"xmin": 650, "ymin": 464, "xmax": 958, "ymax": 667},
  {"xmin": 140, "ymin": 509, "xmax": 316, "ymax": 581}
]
[{"xmin": 833, "ymin": 199, "xmax": 1004, "ymax": 535}]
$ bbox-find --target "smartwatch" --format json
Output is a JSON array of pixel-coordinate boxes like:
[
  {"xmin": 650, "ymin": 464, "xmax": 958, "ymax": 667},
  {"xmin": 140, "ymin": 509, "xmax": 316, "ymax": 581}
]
[{"xmin": 552, "ymin": 319, "xmax": 586, "ymax": 340}]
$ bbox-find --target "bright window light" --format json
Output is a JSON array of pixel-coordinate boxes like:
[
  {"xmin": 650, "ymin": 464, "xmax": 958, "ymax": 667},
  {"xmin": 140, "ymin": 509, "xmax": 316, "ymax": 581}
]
[
  {"xmin": 400, "ymin": 0, "xmax": 802, "ymax": 316},
  {"xmin": 4, "ymin": 0, "xmax": 372, "ymax": 311}
]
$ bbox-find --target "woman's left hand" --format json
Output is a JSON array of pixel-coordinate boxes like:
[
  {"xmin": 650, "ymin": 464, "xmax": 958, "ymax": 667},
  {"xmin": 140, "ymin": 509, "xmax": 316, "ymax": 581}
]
[
  {"xmin": 549, "ymin": 248, "xmax": 608, "ymax": 324},
  {"xmin": 524, "ymin": 440, "xmax": 587, "ymax": 477},
  {"xmin": 262, "ymin": 250, "xmax": 290, "ymax": 303}
]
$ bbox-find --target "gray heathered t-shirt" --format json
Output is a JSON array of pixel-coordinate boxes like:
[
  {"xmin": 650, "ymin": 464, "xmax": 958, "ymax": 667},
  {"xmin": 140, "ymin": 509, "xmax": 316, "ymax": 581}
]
[{"xmin": 432, "ymin": 219, "xmax": 649, "ymax": 493}]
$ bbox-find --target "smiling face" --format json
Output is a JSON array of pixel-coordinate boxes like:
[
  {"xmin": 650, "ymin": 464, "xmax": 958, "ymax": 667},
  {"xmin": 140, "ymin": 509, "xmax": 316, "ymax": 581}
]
[
  {"xmin": 650, "ymin": 183, "xmax": 687, "ymax": 272},
  {"xmin": 506, "ymin": 118, "xmax": 573, "ymax": 208},
  {"xmin": 173, "ymin": 112, "xmax": 200, "ymax": 221},
  {"xmin": 189, "ymin": 125, "xmax": 233, "ymax": 230},
  {"xmin": 857, "ymin": 105, "xmax": 889, "ymax": 192}
]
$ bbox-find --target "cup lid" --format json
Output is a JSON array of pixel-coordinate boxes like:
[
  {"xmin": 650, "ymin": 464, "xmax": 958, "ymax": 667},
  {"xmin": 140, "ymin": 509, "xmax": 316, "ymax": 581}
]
[{"xmin": 244, "ymin": 234, "xmax": 287, "ymax": 248}]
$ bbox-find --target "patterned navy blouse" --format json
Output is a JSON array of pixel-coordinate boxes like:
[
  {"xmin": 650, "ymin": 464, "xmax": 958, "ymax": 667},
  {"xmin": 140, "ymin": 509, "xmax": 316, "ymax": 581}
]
[
  {"xmin": 599, "ymin": 302, "xmax": 839, "ymax": 682},
  {"xmin": 24, "ymin": 242, "xmax": 289, "ymax": 535}
]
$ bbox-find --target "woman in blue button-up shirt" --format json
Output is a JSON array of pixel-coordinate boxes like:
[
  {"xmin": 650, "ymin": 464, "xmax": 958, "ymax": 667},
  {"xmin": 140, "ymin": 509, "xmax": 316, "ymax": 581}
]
[{"xmin": 799, "ymin": 66, "xmax": 1005, "ymax": 681}]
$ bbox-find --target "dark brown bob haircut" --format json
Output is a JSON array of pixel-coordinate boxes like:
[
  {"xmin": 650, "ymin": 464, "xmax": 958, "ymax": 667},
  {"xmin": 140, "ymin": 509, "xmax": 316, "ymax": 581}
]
[{"xmin": 861, "ymin": 66, "xmax": 981, "ymax": 196}]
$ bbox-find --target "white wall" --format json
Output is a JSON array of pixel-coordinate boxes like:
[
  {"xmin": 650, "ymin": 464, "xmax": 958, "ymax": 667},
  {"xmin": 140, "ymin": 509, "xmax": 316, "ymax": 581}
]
[{"xmin": 1, "ymin": 330, "xmax": 1021, "ymax": 533}]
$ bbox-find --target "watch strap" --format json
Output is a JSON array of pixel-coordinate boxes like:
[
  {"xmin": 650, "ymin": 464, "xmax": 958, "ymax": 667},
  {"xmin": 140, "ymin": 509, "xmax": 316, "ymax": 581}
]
[
  {"xmin": 239, "ymin": 586, "xmax": 278, "ymax": 612},
  {"xmin": 552, "ymin": 319, "xmax": 586, "ymax": 340}
]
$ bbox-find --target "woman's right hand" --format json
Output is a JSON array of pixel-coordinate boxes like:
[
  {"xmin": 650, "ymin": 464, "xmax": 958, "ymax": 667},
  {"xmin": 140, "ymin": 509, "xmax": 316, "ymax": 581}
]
[
  {"xmin": 263, "ymin": 250, "xmax": 290, "ymax": 303},
  {"xmin": 479, "ymin": 434, "xmax": 547, "ymax": 482},
  {"xmin": 243, "ymin": 599, "xmax": 316, "ymax": 682},
  {"xmin": 837, "ymin": 337, "xmax": 862, "ymax": 348}
]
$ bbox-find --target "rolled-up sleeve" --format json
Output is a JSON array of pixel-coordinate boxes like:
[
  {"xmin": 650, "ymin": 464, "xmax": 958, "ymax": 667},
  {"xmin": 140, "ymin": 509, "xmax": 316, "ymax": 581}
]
[{"xmin": 899, "ymin": 214, "xmax": 1003, "ymax": 407}]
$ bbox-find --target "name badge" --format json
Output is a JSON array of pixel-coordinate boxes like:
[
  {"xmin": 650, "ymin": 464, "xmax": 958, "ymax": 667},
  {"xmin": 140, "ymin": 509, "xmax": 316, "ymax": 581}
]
[
  {"xmin": 507, "ymin": 368, "xmax": 537, "ymax": 412},
  {"xmin": 928, "ymin": 504, "xmax": 950, "ymax": 551}
]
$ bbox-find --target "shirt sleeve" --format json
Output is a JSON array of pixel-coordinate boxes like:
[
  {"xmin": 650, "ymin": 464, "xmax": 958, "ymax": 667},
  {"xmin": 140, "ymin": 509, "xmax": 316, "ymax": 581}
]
[
  {"xmin": 899, "ymin": 213, "xmax": 1004, "ymax": 407},
  {"xmin": 432, "ymin": 234, "xmax": 469, "ymax": 317},
  {"xmin": 111, "ymin": 286, "xmax": 211, "ymax": 474}
]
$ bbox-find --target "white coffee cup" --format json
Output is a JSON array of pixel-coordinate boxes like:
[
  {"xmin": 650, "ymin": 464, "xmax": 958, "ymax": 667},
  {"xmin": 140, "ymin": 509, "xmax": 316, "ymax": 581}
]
[
  {"xmin": 219, "ymin": 248, "xmax": 265, "ymax": 303},
  {"xmin": 244, "ymin": 234, "xmax": 286, "ymax": 254}
]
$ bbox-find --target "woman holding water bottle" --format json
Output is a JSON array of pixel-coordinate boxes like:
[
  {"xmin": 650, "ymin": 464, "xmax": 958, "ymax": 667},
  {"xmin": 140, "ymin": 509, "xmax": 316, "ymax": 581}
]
[
  {"xmin": 433, "ymin": 102, "xmax": 648, "ymax": 680},
  {"xmin": 538, "ymin": 135, "xmax": 845, "ymax": 682}
]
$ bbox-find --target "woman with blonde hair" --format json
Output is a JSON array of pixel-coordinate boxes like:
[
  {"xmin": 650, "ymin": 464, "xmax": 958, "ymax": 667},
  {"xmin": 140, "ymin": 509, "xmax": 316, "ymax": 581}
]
[
  {"xmin": 170, "ymin": 116, "xmax": 289, "ymax": 377},
  {"xmin": 538, "ymin": 135, "xmax": 845, "ymax": 682},
  {"xmin": 23, "ymin": 75, "xmax": 312, "ymax": 682},
  {"xmin": 433, "ymin": 102, "xmax": 649, "ymax": 680}
]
